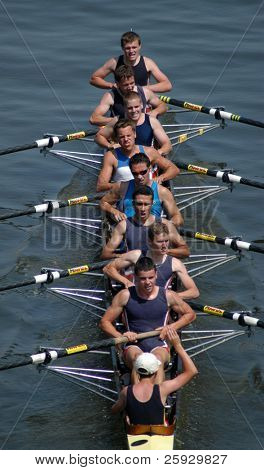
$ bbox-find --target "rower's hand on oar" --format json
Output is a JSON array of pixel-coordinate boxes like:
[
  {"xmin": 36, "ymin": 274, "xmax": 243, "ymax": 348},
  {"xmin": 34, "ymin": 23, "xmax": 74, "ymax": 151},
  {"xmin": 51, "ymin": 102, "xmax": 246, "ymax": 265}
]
[
  {"xmin": 157, "ymin": 325, "xmax": 178, "ymax": 340},
  {"xmin": 164, "ymin": 329, "xmax": 181, "ymax": 347},
  {"xmin": 152, "ymin": 175, "xmax": 165, "ymax": 184},
  {"xmin": 111, "ymin": 209, "xmax": 127, "ymax": 222},
  {"xmin": 123, "ymin": 331, "xmax": 138, "ymax": 342}
]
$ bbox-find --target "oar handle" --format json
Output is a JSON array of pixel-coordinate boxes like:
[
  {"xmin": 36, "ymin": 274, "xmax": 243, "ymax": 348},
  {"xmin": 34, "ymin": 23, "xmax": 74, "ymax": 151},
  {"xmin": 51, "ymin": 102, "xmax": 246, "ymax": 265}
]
[{"xmin": 114, "ymin": 330, "xmax": 160, "ymax": 345}]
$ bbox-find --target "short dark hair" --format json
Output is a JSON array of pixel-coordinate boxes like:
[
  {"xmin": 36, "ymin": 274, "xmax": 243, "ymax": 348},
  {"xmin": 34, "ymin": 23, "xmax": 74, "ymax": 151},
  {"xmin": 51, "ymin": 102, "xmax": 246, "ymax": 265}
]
[
  {"xmin": 132, "ymin": 185, "xmax": 154, "ymax": 202},
  {"xmin": 113, "ymin": 118, "xmax": 136, "ymax": 139},
  {"xmin": 148, "ymin": 222, "xmax": 169, "ymax": 241},
  {"xmin": 129, "ymin": 152, "xmax": 151, "ymax": 169},
  {"xmin": 134, "ymin": 256, "xmax": 156, "ymax": 276},
  {"xmin": 121, "ymin": 31, "xmax": 141, "ymax": 48},
  {"xmin": 114, "ymin": 65, "xmax": 134, "ymax": 83}
]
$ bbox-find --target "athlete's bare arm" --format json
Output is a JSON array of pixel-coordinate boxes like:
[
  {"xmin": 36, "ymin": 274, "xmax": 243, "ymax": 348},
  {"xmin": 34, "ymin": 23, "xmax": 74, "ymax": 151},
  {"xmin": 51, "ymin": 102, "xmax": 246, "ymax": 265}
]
[
  {"xmin": 99, "ymin": 288, "xmax": 130, "ymax": 337},
  {"xmin": 143, "ymin": 88, "xmax": 168, "ymax": 117},
  {"xmin": 96, "ymin": 150, "xmax": 118, "ymax": 192},
  {"xmin": 90, "ymin": 57, "xmax": 118, "ymax": 89},
  {"xmin": 148, "ymin": 117, "xmax": 172, "ymax": 156},
  {"xmin": 146, "ymin": 148, "xmax": 179, "ymax": 183},
  {"xmin": 100, "ymin": 183, "xmax": 127, "ymax": 222},
  {"xmin": 160, "ymin": 330, "xmax": 198, "ymax": 400},
  {"xmin": 158, "ymin": 185, "xmax": 184, "ymax": 226},
  {"xmin": 103, "ymin": 250, "xmax": 141, "ymax": 287},
  {"xmin": 100, "ymin": 220, "xmax": 127, "ymax": 260},
  {"xmin": 162, "ymin": 220, "xmax": 190, "ymax": 258},
  {"xmin": 158, "ymin": 291, "xmax": 196, "ymax": 339},
  {"xmin": 144, "ymin": 57, "xmax": 172, "ymax": 93},
  {"xmin": 171, "ymin": 258, "xmax": 200, "ymax": 300}
]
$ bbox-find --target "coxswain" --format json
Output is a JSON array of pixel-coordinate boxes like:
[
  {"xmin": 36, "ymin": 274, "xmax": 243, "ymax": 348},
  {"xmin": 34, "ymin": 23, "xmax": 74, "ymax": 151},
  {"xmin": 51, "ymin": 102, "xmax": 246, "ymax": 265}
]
[{"xmin": 112, "ymin": 329, "xmax": 198, "ymax": 426}]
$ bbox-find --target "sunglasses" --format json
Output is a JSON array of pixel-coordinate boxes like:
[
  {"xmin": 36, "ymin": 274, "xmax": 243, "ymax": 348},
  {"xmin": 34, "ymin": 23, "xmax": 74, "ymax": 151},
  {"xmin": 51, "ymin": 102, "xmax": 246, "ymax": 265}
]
[{"xmin": 131, "ymin": 168, "xmax": 148, "ymax": 177}]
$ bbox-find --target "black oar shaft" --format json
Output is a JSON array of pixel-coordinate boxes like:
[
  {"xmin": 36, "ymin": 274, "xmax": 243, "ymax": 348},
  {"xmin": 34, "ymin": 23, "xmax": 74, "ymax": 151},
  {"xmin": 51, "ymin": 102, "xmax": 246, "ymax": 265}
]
[
  {"xmin": 188, "ymin": 302, "xmax": 264, "ymax": 329},
  {"xmin": 179, "ymin": 228, "xmax": 264, "ymax": 255},
  {"xmin": 0, "ymin": 194, "xmax": 103, "ymax": 222},
  {"xmin": 0, "ymin": 129, "xmax": 96, "ymax": 157},
  {"xmin": 174, "ymin": 161, "xmax": 264, "ymax": 190},
  {"xmin": 0, "ymin": 330, "xmax": 160, "ymax": 371},
  {"xmin": 0, "ymin": 260, "xmax": 108, "ymax": 293},
  {"xmin": 159, "ymin": 96, "xmax": 264, "ymax": 129}
]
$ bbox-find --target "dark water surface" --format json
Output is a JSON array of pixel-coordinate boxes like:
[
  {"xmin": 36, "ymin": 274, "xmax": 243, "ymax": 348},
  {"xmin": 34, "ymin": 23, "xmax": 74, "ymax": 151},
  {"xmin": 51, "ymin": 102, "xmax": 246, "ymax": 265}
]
[{"xmin": 0, "ymin": 0, "xmax": 264, "ymax": 450}]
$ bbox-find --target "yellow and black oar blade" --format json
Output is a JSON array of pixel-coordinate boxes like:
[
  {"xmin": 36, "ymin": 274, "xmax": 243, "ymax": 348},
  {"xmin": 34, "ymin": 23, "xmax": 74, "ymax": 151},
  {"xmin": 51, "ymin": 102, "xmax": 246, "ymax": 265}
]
[
  {"xmin": 160, "ymin": 95, "xmax": 264, "ymax": 129},
  {"xmin": 0, "ymin": 260, "xmax": 109, "ymax": 293},
  {"xmin": 179, "ymin": 227, "xmax": 264, "ymax": 255},
  {"xmin": 0, "ymin": 330, "xmax": 160, "ymax": 371},
  {"xmin": 0, "ymin": 193, "xmax": 104, "ymax": 222},
  {"xmin": 188, "ymin": 302, "xmax": 264, "ymax": 329},
  {"xmin": 0, "ymin": 128, "xmax": 97, "ymax": 158},
  {"xmin": 174, "ymin": 161, "xmax": 264, "ymax": 190}
]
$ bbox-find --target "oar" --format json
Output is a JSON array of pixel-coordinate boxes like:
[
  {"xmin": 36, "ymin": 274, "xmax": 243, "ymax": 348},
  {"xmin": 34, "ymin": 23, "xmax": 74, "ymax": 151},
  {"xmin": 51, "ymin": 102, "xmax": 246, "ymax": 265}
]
[
  {"xmin": 179, "ymin": 227, "xmax": 264, "ymax": 255},
  {"xmin": 174, "ymin": 161, "xmax": 264, "ymax": 190},
  {"xmin": 0, "ymin": 193, "xmax": 104, "ymax": 221},
  {"xmin": 159, "ymin": 95, "xmax": 264, "ymax": 129},
  {"xmin": 0, "ymin": 260, "xmax": 109, "ymax": 293},
  {"xmin": 0, "ymin": 128, "xmax": 97, "ymax": 158},
  {"xmin": 0, "ymin": 330, "xmax": 161, "ymax": 371},
  {"xmin": 188, "ymin": 301, "xmax": 264, "ymax": 329}
]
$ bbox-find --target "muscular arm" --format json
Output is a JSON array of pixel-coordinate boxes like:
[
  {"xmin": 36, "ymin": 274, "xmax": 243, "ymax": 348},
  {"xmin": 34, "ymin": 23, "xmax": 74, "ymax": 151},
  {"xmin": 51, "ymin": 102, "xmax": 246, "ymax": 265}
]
[
  {"xmin": 172, "ymin": 259, "xmax": 200, "ymax": 300},
  {"xmin": 100, "ymin": 183, "xmax": 127, "ymax": 222},
  {"xmin": 160, "ymin": 330, "xmax": 198, "ymax": 399},
  {"xmin": 149, "ymin": 117, "xmax": 172, "ymax": 156},
  {"xmin": 159, "ymin": 291, "xmax": 196, "ymax": 339},
  {"xmin": 99, "ymin": 289, "xmax": 130, "ymax": 337},
  {"xmin": 95, "ymin": 121, "xmax": 117, "ymax": 149},
  {"xmin": 144, "ymin": 57, "xmax": 172, "ymax": 93},
  {"xmin": 90, "ymin": 57, "xmax": 117, "ymax": 90},
  {"xmin": 143, "ymin": 88, "xmax": 168, "ymax": 117},
  {"xmin": 101, "ymin": 220, "xmax": 127, "ymax": 259},
  {"xmin": 163, "ymin": 220, "xmax": 190, "ymax": 258},
  {"xmin": 89, "ymin": 93, "xmax": 116, "ymax": 126},
  {"xmin": 146, "ymin": 148, "xmax": 179, "ymax": 183},
  {"xmin": 103, "ymin": 250, "xmax": 141, "ymax": 287},
  {"xmin": 96, "ymin": 150, "xmax": 117, "ymax": 192},
  {"xmin": 158, "ymin": 186, "xmax": 184, "ymax": 226}
]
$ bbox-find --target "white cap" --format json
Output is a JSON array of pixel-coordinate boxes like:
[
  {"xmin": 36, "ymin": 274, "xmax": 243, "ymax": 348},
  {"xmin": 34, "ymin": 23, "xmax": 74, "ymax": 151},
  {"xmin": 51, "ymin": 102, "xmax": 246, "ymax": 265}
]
[{"xmin": 134, "ymin": 353, "xmax": 161, "ymax": 375}]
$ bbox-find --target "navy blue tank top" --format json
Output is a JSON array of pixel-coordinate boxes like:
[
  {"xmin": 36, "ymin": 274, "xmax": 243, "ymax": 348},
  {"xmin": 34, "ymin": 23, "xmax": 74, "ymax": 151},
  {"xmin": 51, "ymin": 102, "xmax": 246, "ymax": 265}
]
[
  {"xmin": 125, "ymin": 217, "xmax": 149, "ymax": 252},
  {"xmin": 126, "ymin": 384, "xmax": 164, "ymax": 425},
  {"xmin": 156, "ymin": 255, "xmax": 174, "ymax": 288},
  {"xmin": 125, "ymin": 286, "xmax": 168, "ymax": 333},
  {"xmin": 135, "ymin": 114, "xmax": 154, "ymax": 146},
  {"xmin": 110, "ymin": 86, "xmax": 147, "ymax": 117},
  {"xmin": 116, "ymin": 55, "xmax": 149, "ymax": 86}
]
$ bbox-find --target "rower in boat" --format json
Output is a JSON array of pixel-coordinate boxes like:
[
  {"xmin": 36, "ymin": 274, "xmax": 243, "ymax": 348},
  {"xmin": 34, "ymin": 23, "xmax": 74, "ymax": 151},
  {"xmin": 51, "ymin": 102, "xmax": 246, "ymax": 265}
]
[
  {"xmin": 96, "ymin": 119, "xmax": 178, "ymax": 192},
  {"xmin": 90, "ymin": 31, "xmax": 172, "ymax": 93},
  {"xmin": 112, "ymin": 329, "xmax": 198, "ymax": 432},
  {"xmin": 103, "ymin": 220, "xmax": 199, "ymax": 299},
  {"xmin": 101, "ymin": 186, "xmax": 188, "ymax": 259},
  {"xmin": 100, "ymin": 256, "xmax": 196, "ymax": 384},
  {"xmin": 90, "ymin": 65, "xmax": 167, "ymax": 127},
  {"xmin": 95, "ymin": 91, "xmax": 172, "ymax": 156},
  {"xmin": 99, "ymin": 152, "xmax": 183, "ymax": 225}
]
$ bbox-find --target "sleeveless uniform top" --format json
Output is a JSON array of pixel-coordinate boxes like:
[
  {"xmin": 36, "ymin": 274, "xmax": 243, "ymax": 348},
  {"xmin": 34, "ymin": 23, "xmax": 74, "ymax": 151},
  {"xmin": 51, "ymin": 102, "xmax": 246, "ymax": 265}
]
[
  {"xmin": 126, "ymin": 384, "xmax": 164, "ymax": 425},
  {"xmin": 110, "ymin": 86, "xmax": 147, "ymax": 118},
  {"xmin": 121, "ymin": 180, "xmax": 162, "ymax": 217},
  {"xmin": 116, "ymin": 55, "xmax": 149, "ymax": 86},
  {"xmin": 112, "ymin": 144, "xmax": 145, "ymax": 183},
  {"xmin": 155, "ymin": 255, "xmax": 175, "ymax": 288},
  {"xmin": 125, "ymin": 286, "xmax": 168, "ymax": 333},
  {"xmin": 135, "ymin": 114, "xmax": 154, "ymax": 147},
  {"xmin": 125, "ymin": 216, "xmax": 159, "ymax": 252}
]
